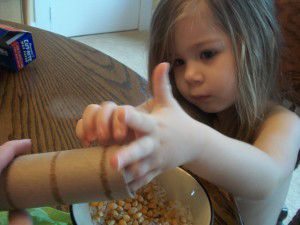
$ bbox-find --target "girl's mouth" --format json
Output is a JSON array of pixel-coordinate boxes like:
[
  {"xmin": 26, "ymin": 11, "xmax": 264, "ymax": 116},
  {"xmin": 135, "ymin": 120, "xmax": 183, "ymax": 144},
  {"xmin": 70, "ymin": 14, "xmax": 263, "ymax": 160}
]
[{"xmin": 190, "ymin": 95, "xmax": 211, "ymax": 101}]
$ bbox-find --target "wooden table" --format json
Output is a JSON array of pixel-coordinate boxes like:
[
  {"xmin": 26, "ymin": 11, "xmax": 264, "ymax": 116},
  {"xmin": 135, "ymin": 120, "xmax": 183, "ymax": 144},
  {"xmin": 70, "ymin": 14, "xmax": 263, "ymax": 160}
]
[{"xmin": 0, "ymin": 20, "xmax": 243, "ymax": 225}]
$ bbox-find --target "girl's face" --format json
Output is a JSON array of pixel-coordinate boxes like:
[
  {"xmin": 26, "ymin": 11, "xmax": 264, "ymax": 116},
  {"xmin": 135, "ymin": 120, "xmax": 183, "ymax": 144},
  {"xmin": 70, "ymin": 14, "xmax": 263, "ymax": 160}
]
[{"xmin": 173, "ymin": 2, "xmax": 238, "ymax": 113}]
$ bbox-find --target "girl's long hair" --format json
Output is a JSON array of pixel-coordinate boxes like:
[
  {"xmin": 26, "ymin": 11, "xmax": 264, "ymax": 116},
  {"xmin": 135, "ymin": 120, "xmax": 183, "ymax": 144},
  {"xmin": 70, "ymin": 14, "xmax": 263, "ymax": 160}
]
[{"xmin": 148, "ymin": 0, "xmax": 283, "ymax": 143}]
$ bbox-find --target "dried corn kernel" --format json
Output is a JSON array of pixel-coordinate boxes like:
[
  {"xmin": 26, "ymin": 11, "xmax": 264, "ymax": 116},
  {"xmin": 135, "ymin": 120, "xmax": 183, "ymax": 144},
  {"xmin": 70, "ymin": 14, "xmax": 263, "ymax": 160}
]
[{"xmin": 89, "ymin": 181, "xmax": 193, "ymax": 225}]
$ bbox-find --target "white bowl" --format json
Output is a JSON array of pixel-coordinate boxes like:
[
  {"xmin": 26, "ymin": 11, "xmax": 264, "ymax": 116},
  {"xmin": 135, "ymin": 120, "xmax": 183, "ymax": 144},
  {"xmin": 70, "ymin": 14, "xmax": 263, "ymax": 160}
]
[{"xmin": 71, "ymin": 167, "xmax": 213, "ymax": 225}]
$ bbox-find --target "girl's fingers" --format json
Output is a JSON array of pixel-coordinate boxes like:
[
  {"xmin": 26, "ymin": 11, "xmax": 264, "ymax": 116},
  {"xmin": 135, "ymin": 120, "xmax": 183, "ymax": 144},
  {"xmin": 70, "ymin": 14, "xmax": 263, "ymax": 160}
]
[
  {"xmin": 77, "ymin": 102, "xmax": 153, "ymax": 147},
  {"xmin": 124, "ymin": 106, "xmax": 157, "ymax": 134},
  {"xmin": 0, "ymin": 140, "xmax": 32, "ymax": 174},
  {"xmin": 115, "ymin": 136, "xmax": 157, "ymax": 170},
  {"xmin": 113, "ymin": 106, "xmax": 129, "ymax": 143},
  {"xmin": 82, "ymin": 104, "xmax": 100, "ymax": 142},
  {"xmin": 75, "ymin": 119, "xmax": 90, "ymax": 147},
  {"xmin": 128, "ymin": 169, "xmax": 161, "ymax": 193},
  {"xmin": 96, "ymin": 101, "xmax": 117, "ymax": 145},
  {"xmin": 152, "ymin": 63, "xmax": 174, "ymax": 106},
  {"xmin": 123, "ymin": 156, "xmax": 157, "ymax": 184}
]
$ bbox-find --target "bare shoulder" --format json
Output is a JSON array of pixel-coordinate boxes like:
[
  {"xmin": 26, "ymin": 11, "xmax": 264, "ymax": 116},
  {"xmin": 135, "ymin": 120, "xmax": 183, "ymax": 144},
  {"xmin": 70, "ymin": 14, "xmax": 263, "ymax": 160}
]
[
  {"xmin": 265, "ymin": 104, "xmax": 300, "ymax": 131},
  {"xmin": 254, "ymin": 103, "xmax": 300, "ymax": 174},
  {"xmin": 257, "ymin": 104, "xmax": 300, "ymax": 144}
]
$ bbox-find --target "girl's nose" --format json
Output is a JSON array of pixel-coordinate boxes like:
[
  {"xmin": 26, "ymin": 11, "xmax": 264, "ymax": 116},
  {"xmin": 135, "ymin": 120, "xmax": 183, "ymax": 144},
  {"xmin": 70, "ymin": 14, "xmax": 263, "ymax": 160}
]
[{"xmin": 184, "ymin": 61, "xmax": 204, "ymax": 84}]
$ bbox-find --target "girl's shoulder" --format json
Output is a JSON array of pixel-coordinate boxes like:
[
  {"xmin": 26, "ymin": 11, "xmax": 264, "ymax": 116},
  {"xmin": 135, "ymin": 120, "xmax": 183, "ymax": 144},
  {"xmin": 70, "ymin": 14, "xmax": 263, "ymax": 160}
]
[
  {"xmin": 266, "ymin": 103, "xmax": 299, "ymax": 122},
  {"xmin": 254, "ymin": 103, "xmax": 300, "ymax": 171},
  {"xmin": 255, "ymin": 102, "xmax": 300, "ymax": 147}
]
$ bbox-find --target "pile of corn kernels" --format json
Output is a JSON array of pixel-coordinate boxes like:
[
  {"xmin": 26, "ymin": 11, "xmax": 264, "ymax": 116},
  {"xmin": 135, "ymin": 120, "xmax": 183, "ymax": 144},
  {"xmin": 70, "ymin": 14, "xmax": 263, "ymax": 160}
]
[{"xmin": 89, "ymin": 181, "xmax": 193, "ymax": 225}]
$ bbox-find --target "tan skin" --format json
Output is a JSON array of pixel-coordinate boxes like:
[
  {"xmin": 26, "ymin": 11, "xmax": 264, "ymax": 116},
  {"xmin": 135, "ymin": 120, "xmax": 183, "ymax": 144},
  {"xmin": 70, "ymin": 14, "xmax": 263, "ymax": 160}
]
[{"xmin": 76, "ymin": 2, "xmax": 300, "ymax": 224}]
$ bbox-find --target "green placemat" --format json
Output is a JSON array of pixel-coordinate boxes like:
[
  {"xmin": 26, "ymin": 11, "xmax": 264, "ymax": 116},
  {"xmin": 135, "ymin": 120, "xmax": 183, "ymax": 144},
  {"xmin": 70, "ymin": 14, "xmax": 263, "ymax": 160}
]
[{"xmin": 0, "ymin": 207, "xmax": 72, "ymax": 225}]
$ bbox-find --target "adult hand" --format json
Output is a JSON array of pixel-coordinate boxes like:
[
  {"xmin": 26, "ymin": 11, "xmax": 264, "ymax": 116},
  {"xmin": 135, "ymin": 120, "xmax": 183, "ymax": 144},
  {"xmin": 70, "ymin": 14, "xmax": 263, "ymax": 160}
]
[
  {"xmin": 8, "ymin": 210, "xmax": 32, "ymax": 225},
  {"xmin": 0, "ymin": 140, "xmax": 33, "ymax": 225}
]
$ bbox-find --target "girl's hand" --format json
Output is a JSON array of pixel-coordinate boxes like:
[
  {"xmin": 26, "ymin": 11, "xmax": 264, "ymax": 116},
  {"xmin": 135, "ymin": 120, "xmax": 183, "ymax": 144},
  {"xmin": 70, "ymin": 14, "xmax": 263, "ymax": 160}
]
[
  {"xmin": 76, "ymin": 84, "xmax": 155, "ymax": 147},
  {"xmin": 75, "ymin": 100, "xmax": 153, "ymax": 147},
  {"xmin": 0, "ymin": 140, "xmax": 33, "ymax": 225},
  {"xmin": 75, "ymin": 101, "xmax": 134, "ymax": 147},
  {"xmin": 111, "ymin": 63, "xmax": 200, "ymax": 192}
]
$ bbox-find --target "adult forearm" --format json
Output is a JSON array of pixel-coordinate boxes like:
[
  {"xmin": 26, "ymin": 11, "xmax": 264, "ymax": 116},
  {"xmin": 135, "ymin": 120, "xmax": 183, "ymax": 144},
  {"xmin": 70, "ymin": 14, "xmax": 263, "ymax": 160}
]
[{"xmin": 184, "ymin": 122, "xmax": 281, "ymax": 200}]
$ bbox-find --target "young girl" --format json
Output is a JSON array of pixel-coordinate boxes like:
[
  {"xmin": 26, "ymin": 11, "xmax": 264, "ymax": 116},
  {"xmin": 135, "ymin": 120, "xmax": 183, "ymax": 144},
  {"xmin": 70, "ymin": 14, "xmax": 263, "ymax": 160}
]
[{"xmin": 76, "ymin": 0, "xmax": 300, "ymax": 224}]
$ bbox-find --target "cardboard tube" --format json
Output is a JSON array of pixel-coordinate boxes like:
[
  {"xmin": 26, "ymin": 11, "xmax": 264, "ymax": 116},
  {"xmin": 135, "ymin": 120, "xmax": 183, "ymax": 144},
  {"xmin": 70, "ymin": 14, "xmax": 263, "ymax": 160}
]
[{"xmin": 0, "ymin": 146, "xmax": 133, "ymax": 210}]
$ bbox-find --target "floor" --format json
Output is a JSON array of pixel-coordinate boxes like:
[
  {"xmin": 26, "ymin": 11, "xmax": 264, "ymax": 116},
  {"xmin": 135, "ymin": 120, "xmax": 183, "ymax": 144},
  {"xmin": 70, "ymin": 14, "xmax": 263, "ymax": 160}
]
[
  {"xmin": 73, "ymin": 30, "xmax": 299, "ymax": 225},
  {"xmin": 72, "ymin": 31, "xmax": 149, "ymax": 80}
]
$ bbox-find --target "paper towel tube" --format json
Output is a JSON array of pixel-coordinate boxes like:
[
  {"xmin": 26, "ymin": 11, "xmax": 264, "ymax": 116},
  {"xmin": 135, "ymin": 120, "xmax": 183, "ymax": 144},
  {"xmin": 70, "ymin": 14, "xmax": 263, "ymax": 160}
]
[{"xmin": 0, "ymin": 146, "xmax": 133, "ymax": 210}]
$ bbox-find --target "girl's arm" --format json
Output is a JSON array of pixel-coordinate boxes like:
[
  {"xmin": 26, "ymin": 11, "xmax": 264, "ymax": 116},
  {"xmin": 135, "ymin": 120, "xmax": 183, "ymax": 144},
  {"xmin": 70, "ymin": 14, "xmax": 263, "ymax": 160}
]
[
  {"xmin": 110, "ymin": 63, "xmax": 300, "ymax": 198},
  {"xmin": 75, "ymin": 63, "xmax": 300, "ymax": 199},
  {"xmin": 184, "ymin": 107, "xmax": 300, "ymax": 200}
]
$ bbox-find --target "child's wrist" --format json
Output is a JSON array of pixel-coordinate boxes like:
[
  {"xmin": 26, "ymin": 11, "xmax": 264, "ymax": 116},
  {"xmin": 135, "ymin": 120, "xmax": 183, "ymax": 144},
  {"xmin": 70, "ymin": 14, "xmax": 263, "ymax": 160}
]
[{"xmin": 186, "ymin": 118, "xmax": 208, "ymax": 162}]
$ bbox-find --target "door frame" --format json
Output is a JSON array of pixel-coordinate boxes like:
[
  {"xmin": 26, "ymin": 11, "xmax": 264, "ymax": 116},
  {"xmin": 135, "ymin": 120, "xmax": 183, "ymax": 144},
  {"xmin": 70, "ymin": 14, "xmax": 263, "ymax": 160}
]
[{"xmin": 139, "ymin": 0, "xmax": 153, "ymax": 30}]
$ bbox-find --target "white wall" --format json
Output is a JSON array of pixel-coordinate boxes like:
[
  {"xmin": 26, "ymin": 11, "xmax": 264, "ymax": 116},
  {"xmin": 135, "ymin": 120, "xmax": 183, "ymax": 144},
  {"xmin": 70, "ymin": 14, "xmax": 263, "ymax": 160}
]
[
  {"xmin": 0, "ymin": 0, "xmax": 156, "ymax": 30},
  {"xmin": 0, "ymin": 0, "xmax": 22, "ymax": 23}
]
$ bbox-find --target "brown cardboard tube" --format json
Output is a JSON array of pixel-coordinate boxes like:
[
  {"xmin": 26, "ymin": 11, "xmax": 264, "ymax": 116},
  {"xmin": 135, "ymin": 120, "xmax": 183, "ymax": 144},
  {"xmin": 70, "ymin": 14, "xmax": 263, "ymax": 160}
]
[{"xmin": 0, "ymin": 146, "xmax": 133, "ymax": 210}]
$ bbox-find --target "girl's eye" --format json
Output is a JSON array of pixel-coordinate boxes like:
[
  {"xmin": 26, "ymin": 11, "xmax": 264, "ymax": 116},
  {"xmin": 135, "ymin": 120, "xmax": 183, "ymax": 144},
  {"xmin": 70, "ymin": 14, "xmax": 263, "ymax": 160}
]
[
  {"xmin": 173, "ymin": 58, "xmax": 185, "ymax": 67},
  {"xmin": 200, "ymin": 50, "xmax": 217, "ymax": 60}
]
